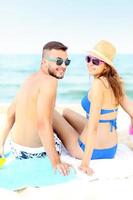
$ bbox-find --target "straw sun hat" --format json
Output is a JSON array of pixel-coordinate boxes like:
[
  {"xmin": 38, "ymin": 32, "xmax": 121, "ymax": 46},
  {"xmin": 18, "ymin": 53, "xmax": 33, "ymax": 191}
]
[{"xmin": 89, "ymin": 40, "xmax": 116, "ymax": 68}]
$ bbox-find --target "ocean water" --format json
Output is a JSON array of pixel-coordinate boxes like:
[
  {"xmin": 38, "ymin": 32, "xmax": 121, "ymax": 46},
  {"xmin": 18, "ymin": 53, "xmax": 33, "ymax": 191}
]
[{"xmin": 0, "ymin": 54, "xmax": 133, "ymax": 104}]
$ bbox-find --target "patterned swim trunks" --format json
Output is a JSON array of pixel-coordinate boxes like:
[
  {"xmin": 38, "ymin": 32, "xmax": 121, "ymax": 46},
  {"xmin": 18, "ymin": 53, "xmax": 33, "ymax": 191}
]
[{"xmin": 10, "ymin": 134, "xmax": 62, "ymax": 159}]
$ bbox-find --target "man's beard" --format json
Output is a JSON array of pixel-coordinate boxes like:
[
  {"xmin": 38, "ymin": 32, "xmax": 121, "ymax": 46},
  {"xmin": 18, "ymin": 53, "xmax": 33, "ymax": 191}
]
[{"xmin": 48, "ymin": 68, "xmax": 64, "ymax": 79}]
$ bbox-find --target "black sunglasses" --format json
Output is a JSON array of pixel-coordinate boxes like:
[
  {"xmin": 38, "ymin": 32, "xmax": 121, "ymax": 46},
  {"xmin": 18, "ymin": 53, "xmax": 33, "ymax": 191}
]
[
  {"xmin": 46, "ymin": 57, "xmax": 71, "ymax": 66},
  {"xmin": 86, "ymin": 56, "xmax": 104, "ymax": 66}
]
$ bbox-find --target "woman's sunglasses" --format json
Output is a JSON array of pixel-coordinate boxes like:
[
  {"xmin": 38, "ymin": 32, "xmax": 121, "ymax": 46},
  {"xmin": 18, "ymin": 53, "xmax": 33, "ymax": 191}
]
[
  {"xmin": 86, "ymin": 56, "xmax": 104, "ymax": 66},
  {"xmin": 46, "ymin": 57, "xmax": 71, "ymax": 66}
]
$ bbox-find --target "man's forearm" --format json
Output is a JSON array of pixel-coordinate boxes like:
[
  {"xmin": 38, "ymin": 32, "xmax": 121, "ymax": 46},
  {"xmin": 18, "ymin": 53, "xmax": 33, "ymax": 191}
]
[
  {"xmin": 38, "ymin": 124, "xmax": 61, "ymax": 167},
  {"xmin": 0, "ymin": 114, "xmax": 15, "ymax": 145},
  {"xmin": 0, "ymin": 123, "xmax": 13, "ymax": 145}
]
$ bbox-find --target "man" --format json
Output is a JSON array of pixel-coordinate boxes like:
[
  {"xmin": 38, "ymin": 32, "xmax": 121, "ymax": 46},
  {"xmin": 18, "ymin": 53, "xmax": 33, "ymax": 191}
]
[{"xmin": 0, "ymin": 41, "xmax": 71, "ymax": 175}]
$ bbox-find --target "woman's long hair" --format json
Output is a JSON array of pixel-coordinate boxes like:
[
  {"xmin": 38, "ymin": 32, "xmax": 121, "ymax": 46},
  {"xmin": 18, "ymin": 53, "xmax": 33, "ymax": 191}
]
[{"xmin": 97, "ymin": 64, "xmax": 124, "ymax": 104}]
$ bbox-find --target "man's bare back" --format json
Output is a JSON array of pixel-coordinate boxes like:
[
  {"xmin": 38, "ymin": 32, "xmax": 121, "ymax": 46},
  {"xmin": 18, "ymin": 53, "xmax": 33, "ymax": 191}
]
[{"xmin": 12, "ymin": 72, "xmax": 55, "ymax": 148}]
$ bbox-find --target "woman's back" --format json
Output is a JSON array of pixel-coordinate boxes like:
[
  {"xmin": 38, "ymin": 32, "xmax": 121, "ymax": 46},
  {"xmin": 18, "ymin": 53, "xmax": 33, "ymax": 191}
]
[{"xmin": 80, "ymin": 77, "xmax": 118, "ymax": 148}]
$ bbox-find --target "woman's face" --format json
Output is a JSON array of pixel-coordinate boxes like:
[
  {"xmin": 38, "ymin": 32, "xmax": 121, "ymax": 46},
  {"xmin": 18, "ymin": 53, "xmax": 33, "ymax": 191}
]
[{"xmin": 86, "ymin": 55, "xmax": 106, "ymax": 76}]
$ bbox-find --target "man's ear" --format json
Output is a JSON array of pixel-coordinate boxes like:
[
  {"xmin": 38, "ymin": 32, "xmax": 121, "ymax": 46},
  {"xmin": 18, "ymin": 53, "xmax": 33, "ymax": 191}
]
[{"xmin": 41, "ymin": 58, "xmax": 47, "ymax": 68}]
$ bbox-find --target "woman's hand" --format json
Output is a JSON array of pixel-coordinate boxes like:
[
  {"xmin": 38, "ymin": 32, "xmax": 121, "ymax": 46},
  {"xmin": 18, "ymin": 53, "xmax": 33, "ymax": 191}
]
[
  {"xmin": 129, "ymin": 125, "xmax": 133, "ymax": 135},
  {"xmin": 79, "ymin": 164, "xmax": 94, "ymax": 176}
]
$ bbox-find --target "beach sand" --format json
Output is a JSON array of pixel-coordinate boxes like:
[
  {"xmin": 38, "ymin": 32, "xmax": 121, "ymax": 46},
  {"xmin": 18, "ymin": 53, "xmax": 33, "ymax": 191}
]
[{"xmin": 0, "ymin": 103, "xmax": 133, "ymax": 199}]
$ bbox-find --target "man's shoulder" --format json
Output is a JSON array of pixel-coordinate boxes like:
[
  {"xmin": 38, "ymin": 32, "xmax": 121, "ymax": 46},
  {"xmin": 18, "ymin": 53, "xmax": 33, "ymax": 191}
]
[
  {"xmin": 38, "ymin": 75, "xmax": 58, "ymax": 94},
  {"xmin": 40, "ymin": 74, "xmax": 57, "ymax": 86}
]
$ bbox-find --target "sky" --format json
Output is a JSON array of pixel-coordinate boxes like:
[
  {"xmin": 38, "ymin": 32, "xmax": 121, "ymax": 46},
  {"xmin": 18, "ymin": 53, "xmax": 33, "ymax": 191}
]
[{"xmin": 0, "ymin": 0, "xmax": 133, "ymax": 54}]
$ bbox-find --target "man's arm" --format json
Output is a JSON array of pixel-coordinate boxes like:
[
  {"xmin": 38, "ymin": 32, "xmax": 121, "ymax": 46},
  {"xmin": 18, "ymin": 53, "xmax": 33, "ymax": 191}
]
[
  {"xmin": 0, "ymin": 98, "xmax": 16, "ymax": 156},
  {"xmin": 37, "ymin": 78, "xmax": 70, "ymax": 175}
]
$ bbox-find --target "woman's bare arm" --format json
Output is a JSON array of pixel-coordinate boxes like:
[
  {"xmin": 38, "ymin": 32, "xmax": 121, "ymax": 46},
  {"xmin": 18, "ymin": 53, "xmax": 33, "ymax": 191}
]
[{"xmin": 80, "ymin": 78, "xmax": 104, "ymax": 175}]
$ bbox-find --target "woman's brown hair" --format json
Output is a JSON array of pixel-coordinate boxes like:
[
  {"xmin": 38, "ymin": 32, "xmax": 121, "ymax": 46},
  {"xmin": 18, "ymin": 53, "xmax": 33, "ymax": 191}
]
[{"xmin": 97, "ymin": 64, "xmax": 124, "ymax": 104}]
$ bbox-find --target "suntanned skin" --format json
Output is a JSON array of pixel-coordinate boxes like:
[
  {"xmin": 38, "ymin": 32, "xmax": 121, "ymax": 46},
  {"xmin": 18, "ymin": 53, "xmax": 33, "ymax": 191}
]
[{"xmin": 0, "ymin": 48, "xmax": 71, "ymax": 176}]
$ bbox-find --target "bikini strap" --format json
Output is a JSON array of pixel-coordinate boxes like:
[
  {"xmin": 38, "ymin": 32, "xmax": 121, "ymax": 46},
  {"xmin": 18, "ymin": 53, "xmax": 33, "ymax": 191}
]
[{"xmin": 99, "ymin": 118, "xmax": 117, "ymax": 132}]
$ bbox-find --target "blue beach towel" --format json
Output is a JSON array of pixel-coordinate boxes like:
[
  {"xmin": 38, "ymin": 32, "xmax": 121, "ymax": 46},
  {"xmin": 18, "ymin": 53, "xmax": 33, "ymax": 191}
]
[{"xmin": 0, "ymin": 156, "xmax": 75, "ymax": 190}]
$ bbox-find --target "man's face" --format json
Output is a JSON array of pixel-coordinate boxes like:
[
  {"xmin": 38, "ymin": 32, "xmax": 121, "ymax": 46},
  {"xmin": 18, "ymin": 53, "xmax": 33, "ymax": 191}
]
[{"xmin": 45, "ymin": 49, "xmax": 70, "ymax": 79}]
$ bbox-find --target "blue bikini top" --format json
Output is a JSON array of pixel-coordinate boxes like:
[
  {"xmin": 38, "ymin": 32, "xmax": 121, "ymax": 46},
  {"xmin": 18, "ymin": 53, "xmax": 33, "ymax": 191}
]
[{"xmin": 81, "ymin": 95, "xmax": 118, "ymax": 132}]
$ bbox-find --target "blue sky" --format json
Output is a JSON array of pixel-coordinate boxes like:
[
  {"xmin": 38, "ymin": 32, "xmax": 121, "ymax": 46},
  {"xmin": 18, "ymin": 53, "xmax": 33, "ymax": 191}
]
[{"xmin": 0, "ymin": 0, "xmax": 133, "ymax": 54}]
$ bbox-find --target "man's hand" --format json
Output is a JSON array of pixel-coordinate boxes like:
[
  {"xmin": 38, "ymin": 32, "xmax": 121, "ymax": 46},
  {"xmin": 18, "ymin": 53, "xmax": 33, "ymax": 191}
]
[
  {"xmin": 79, "ymin": 164, "xmax": 94, "ymax": 176},
  {"xmin": 54, "ymin": 162, "xmax": 72, "ymax": 176},
  {"xmin": 0, "ymin": 144, "xmax": 4, "ymax": 158}
]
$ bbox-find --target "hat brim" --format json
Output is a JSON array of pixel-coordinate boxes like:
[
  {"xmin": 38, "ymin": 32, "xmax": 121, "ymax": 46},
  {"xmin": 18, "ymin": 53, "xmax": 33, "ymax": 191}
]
[{"xmin": 89, "ymin": 49, "xmax": 115, "ymax": 68}]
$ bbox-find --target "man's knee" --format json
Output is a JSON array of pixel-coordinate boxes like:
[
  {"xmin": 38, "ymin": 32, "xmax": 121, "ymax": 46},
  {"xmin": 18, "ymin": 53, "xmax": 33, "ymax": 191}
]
[{"xmin": 62, "ymin": 108, "xmax": 70, "ymax": 119}]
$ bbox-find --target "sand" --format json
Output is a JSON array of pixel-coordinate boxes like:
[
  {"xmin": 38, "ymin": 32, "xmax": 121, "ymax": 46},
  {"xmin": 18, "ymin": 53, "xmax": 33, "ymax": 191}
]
[{"xmin": 0, "ymin": 103, "xmax": 133, "ymax": 199}]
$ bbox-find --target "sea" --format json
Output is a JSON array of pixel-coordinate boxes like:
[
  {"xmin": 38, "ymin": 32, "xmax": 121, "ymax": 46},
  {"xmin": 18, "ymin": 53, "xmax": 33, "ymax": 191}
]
[{"xmin": 0, "ymin": 54, "xmax": 133, "ymax": 104}]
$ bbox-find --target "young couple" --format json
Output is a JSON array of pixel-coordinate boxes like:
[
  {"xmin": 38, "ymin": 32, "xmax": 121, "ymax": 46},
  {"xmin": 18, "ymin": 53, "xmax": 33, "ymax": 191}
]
[{"xmin": 0, "ymin": 40, "xmax": 133, "ymax": 176}]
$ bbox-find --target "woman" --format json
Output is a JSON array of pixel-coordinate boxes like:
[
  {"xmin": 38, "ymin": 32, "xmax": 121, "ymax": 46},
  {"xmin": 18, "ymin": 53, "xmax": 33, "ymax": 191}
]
[{"xmin": 53, "ymin": 40, "xmax": 133, "ymax": 175}]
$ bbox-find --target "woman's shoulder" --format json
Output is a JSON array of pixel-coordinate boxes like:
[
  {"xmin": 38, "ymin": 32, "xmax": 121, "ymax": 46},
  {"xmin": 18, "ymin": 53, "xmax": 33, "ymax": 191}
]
[
  {"xmin": 92, "ymin": 77, "xmax": 108, "ymax": 90},
  {"xmin": 90, "ymin": 78, "xmax": 105, "ymax": 97}
]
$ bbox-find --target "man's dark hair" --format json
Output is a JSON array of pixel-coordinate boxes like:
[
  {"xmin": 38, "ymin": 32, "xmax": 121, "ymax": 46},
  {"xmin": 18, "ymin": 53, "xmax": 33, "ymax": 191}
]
[
  {"xmin": 42, "ymin": 41, "xmax": 68, "ymax": 59},
  {"xmin": 43, "ymin": 41, "xmax": 68, "ymax": 51}
]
